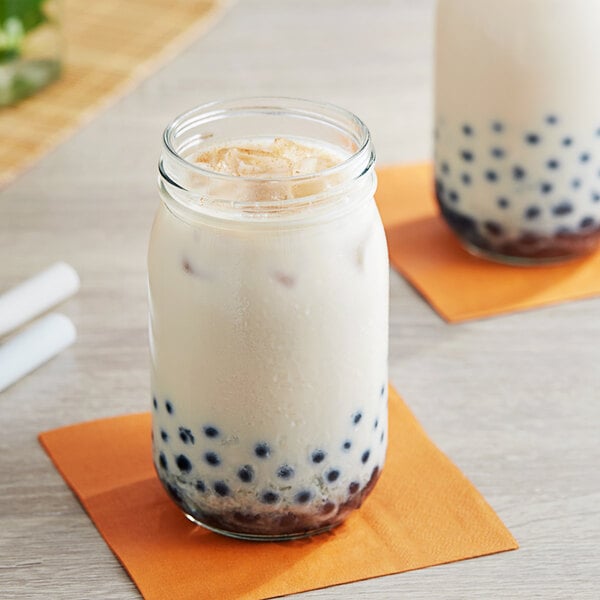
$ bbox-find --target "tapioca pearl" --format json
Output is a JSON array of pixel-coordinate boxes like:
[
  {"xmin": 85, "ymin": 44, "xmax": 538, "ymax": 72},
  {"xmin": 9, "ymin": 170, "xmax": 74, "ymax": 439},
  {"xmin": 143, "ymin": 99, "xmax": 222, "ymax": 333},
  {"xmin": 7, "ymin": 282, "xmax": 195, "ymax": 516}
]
[
  {"xmin": 572, "ymin": 178, "xmax": 582, "ymax": 190},
  {"xmin": 203, "ymin": 425, "xmax": 219, "ymax": 439},
  {"xmin": 525, "ymin": 206, "xmax": 541, "ymax": 220},
  {"xmin": 260, "ymin": 491, "xmax": 280, "ymax": 505},
  {"xmin": 214, "ymin": 481, "xmax": 230, "ymax": 497},
  {"xmin": 553, "ymin": 201, "xmax": 574, "ymax": 216},
  {"xmin": 311, "ymin": 450, "xmax": 326, "ymax": 464},
  {"xmin": 441, "ymin": 161, "xmax": 450, "ymax": 175},
  {"xmin": 484, "ymin": 221, "xmax": 503, "ymax": 236},
  {"xmin": 254, "ymin": 442, "xmax": 271, "ymax": 459},
  {"xmin": 545, "ymin": 115, "xmax": 558, "ymax": 125},
  {"xmin": 497, "ymin": 197, "xmax": 510, "ymax": 209},
  {"xmin": 546, "ymin": 159, "xmax": 560, "ymax": 170},
  {"xmin": 195, "ymin": 480, "xmax": 206, "ymax": 492},
  {"xmin": 435, "ymin": 178, "xmax": 445, "ymax": 197},
  {"xmin": 380, "ymin": 384, "xmax": 386, "ymax": 397},
  {"xmin": 596, "ymin": 128, "xmax": 600, "ymax": 137},
  {"xmin": 580, "ymin": 216, "xmax": 596, "ymax": 229},
  {"xmin": 178, "ymin": 427, "xmax": 195, "ymax": 445},
  {"xmin": 326, "ymin": 469, "xmax": 340, "ymax": 483},
  {"xmin": 592, "ymin": 191, "xmax": 600, "ymax": 202},
  {"xmin": 562, "ymin": 137, "xmax": 574, "ymax": 147},
  {"xmin": 555, "ymin": 226, "xmax": 571, "ymax": 236},
  {"xmin": 342, "ymin": 440, "xmax": 352, "ymax": 452},
  {"xmin": 152, "ymin": 397, "xmax": 157, "ymax": 410},
  {"xmin": 492, "ymin": 121, "xmax": 504, "ymax": 133},
  {"xmin": 352, "ymin": 411, "xmax": 362, "ymax": 425},
  {"xmin": 380, "ymin": 431, "xmax": 385, "ymax": 444},
  {"xmin": 320, "ymin": 501, "xmax": 336, "ymax": 515},
  {"xmin": 294, "ymin": 490, "xmax": 313, "ymax": 505},
  {"xmin": 165, "ymin": 400, "xmax": 174, "ymax": 415},
  {"xmin": 540, "ymin": 182, "xmax": 553, "ymax": 195},
  {"xmin": 348, "ymin": 482, "xmax": 360, "ymax": 494},
  {"xmin": 513, "ymin": 166, "xmax": 526, "ymax": 180},
  {"xmin": 159, "ymin": 452, "xmax": 168, "ymax": 470},
  {"xmin": 373, "ymin": 418, "xmax": 379, "ymax": 430},
  {"xmin": 448, "ymin": 190, "xmax": 460, "ymax": 203},
  {"xmin": 276, "ymin": 465, "xmax": 294, "ymax": 480},
  {"xmin": 461, "ymin": 173, "xmax": 472, "ymax": 185},
  {"xmin": 460, "ymin": 150, "xmax": 474, "ymax": 162},
  {"xmin": 160, "ymin": 429, "xmax": 169, "ymax": 442},
  {"xmin": 361, "ymin": 450, "xmax": 371, "ymax": 464},
  {"xmin": 525, "ymin": 133, "xmax": 541, "ymax": 145},
  {"xmin": 166, "ymin": 483, "xmax": 182, "ymax": 503},
  {"xmin": 237, "ymin": 465, "xmax": 254, "ymax": 483},
  {"xmin": 204, "ymin": 452, "xmax": 220, "ymax": 467},
  {"xmin": 462, "ymin": 124, "xmax": 474, "ymax": 136},
  {"xmin": 485, "ymin": 170, "xmax": 498, "ymax": 183},
  {"xmin": 580, "ymin": 152, "xmax": 591, "ymax": 163},
  {"xmin": 176, "ymin": 454, "xmax": 192, "ymax": 473},
  {"xmin": 491, "ymin": 147, "xmax": 505, "ymax": 159}
]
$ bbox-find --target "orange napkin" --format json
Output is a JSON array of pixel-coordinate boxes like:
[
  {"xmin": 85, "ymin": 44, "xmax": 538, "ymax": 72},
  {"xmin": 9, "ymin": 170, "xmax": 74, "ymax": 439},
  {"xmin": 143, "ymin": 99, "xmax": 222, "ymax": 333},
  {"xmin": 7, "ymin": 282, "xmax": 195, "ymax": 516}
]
[
  {"xmin": 39, "ymin": 387, "xmax": 517, "ymax": 600},
  {"xmin": 376, "ymin": 163, "xmax": 600, "ymax": 322}
]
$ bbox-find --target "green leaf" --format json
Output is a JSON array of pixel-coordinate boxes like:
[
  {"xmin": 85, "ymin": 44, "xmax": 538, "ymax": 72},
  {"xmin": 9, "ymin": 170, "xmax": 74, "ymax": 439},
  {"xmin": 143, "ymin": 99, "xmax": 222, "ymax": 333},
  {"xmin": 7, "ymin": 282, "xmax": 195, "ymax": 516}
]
[{"xmin": 0, "ymin": 0, "xmax": 47, "ymax": 34}]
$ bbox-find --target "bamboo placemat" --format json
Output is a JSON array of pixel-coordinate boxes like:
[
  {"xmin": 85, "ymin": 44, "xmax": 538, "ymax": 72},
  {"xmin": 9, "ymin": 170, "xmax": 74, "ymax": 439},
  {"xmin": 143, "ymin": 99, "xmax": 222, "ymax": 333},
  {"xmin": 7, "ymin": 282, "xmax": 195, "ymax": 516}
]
[{"xmin": 0, "ymin": 0, "xmax": 231, "ymax": 188}]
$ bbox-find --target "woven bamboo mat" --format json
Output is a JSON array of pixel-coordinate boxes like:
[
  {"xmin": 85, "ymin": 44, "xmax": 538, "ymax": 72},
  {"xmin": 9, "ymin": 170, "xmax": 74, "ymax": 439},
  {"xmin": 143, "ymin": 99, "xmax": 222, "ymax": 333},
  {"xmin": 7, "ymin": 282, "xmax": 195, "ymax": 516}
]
[{"xmin": 0, "ymin": 0, "xmax": 230, "ymax": 188}]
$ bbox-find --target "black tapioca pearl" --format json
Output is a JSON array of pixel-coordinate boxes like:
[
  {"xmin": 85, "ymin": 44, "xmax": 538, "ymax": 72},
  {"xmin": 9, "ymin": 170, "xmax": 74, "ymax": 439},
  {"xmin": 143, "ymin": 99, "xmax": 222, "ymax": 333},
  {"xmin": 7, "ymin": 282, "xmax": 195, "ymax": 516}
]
[
  {"xmin": 311, "ymin": 450, "xmax": 326, "ymax": 464},
  {"xmin": 294, "ymin": 490, "xmax": 312, "ymax": 504},
  {"xmin": 485, "ymin": 170, "xmax": 498, "ymax": 182},
  {"xmin": 276, "ymin": 465, "xmax": 294, "ymax": 480},
  {"xmin": 448, "ymin": 190, "xmax": 460, "ymax": 203},
  {"xmin": 342, "ymin": 440, "xmax": 352, "ymax": 451},
  {"xmin": 176, "ymin": 454, "xmax": 192, "ymax": 473},
  {"xmin": 166, "ymin": 483, "xmax": 182, "ymax": 502},
  {"xmin": 460, "ymin": 150, "xmax": 474, "ymax": 162},
  {"xmin": 195, "ymin": 480, "xmax": 206, "ymax": 492},
  {"xmin": 546, "ymin": 115, "xmax": 558, "ymax": 125},
  {"xmin": 497, "ymin": 197, "xmax": 510, "ymax": 209},
  {"xmin": 203, "ymin": 425, "xmax": 219, "ymax": 438},
  {"xmin": 484, "ymin": 221, "xmax": 503, "ymax": 236},
  {"xmin": 581, "ymin": 216, "xmax": 595, "ymax": 228},
  {"xmin": 326, "ymin": 469, "xmax": 340, "ymax": 483},
  {"xmin": 540, "ymin": 182, "xmax": 553, "ymax": 194},
  {"xmin": 562, "ymin": 137, "xmax": 573, "ymax": 147},
  {"xmin": 547, "ymin": 159, "xmax": 560, "ymax": 170},
  {"xmin": 178, "ymin": 427, "xmax": 195, "ymax": 445},
  {"xmin": 491, "ymin": 147, "xmax": 505, "ymax": 159},
  {"xmin": 352, "ymin": 411, "xmax": 363, "ymax": 425},
  {"xmin": 237, "ymin": 465, "xmax": 254, "ymax": 483},
  {"xmin": 525, "ymin": 133, "xmax": 541, "ymax": 145},
  {"xmin": 492, "ymin": 121, "xmax": 504, "ymax": 133},
  {"xmin": 435, "ymin": 178, "xmax": 445, "ymax": 198},
  {"xmin": 580, "ymin": 152, "xmax": 591, "ymax": 163},
  {"xmin": 513, "ymin": 165, "xmax": 526, "ymax": 180},
  {"xmin": 441, "ymin": 161, "xmax": 450, "ymax": 175},
  {"xmin": 214, "ymin": 481, "xmax": 230, "ymax": 497},
  {"xmin": 525, "ymin": 206, "xmax": 541, "ymax": 220},
  {"xmin": 553, "ymin": 201, "xmax": 574, "ymax": 216},
  {"xmin": 380, "ymin": 431, "xmax": 385, "ymax": 444},
  {"xmin": 165, "ymin": 400, "xmax": 173, "ymax": 415},
  {"xmin": 461, "ymin": 173, "xmax": 472, "ymax": 185},
  {"xmin": 380, "ymin": 384, "xmax": 386, "ymax": 397},
  {"xmin": 592, "ymin": 192, "xmax": 600, "ymax": 202},
  {"xmin": 260, "ymin": 491, "xmax": 279, "ymax": 504},
  {"xmin": 596, "ymin": 128, "xmax": 600, "ymax": 137},
  {"xmin": 320, "ymin": 501, "xmax": 336, "ymax": 515},
  {"xmin": 254, "ymin": 442, "xmax": 271, "ymax": 459},
  {"xmin": 160, "ymin": 429, "xmax": 169, "ymax": 442},
  {"xmin": 349, "ymin": 482, "xmax": 360, "ymax": 494},
  {"xmin": 361, "ymin": 450, "xmax": 371, "ymax": 464},
  {"xmin": 152, "ymin": 397, "xmax": 157, "ymax": 410},
  {"xmin": 462, "ymin": 124, "xmax": 474, "ymax": 136},
  {"xmin": 572, "ymin": 178, "xmax": 582, "ymax": 189},
  {"xmin": 204, "ymin": 452, "xmax": 220, "ymax": 466},
  {"xmin": 374, "ymin": 418, "xmax": 379, "ymax": 430},
  {"xmin": 159, "ymin": 452, "xmax": 168, "ymax": 470}
]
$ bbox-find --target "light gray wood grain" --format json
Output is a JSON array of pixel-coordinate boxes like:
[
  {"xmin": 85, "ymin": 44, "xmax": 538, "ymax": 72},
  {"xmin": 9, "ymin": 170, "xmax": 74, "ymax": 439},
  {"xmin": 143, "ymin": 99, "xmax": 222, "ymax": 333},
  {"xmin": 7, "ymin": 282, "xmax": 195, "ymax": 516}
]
[{"xmin": 1, "ymin": 0, "xmax": 599, "ymax": 598}]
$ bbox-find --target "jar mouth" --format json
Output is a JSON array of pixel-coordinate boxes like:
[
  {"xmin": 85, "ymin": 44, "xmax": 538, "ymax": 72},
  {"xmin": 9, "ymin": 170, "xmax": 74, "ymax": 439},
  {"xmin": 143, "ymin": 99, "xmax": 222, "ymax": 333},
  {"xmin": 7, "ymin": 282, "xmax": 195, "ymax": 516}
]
[{"xmin": 162, "ymin": 96, "xmax": 374, "ymax": 185}]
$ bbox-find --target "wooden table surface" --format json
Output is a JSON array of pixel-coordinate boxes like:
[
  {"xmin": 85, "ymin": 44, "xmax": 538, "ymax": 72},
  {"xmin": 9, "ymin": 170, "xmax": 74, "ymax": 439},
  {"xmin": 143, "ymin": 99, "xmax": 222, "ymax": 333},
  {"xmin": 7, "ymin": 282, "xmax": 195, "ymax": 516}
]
[{"xmin": 1, "ymin": 1, "xmax": 599, "ymax": 598}]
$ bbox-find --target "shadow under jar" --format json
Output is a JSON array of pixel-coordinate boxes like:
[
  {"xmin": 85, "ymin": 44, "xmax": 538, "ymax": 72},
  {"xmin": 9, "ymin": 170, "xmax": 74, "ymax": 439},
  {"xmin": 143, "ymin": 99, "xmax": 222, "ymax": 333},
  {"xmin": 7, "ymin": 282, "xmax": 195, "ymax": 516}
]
[
  {"xmin": 434, "ymin": 0, "xmax": 600, "ymax": 264},
  {"xmin": 148, "ymin": 98, "xmax": 389, "ymax": 541}
]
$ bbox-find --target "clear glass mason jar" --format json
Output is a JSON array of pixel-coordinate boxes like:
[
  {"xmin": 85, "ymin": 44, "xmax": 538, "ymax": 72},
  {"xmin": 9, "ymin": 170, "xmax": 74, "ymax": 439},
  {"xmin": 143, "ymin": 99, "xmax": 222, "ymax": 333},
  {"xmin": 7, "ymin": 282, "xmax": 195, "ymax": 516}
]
[
  {"xmin": 148, "ymin": 98, "xmax": 389, "ymax": 541},
  {"xmin": 435, "ymin": 0, "xmax": 600, "ymax": 264},
  {"xmin": 0, "ymin": 0, "xmax": 61, "ymax": 106}
]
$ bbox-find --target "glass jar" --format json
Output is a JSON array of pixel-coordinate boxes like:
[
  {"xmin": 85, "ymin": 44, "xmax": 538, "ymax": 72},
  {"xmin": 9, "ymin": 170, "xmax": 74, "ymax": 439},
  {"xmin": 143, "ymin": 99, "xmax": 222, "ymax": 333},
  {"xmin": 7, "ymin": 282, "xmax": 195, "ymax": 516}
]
[
  {"xmin": 0, "ymin": 0, "xmax": 61, "ymax": 106},
  {"xmin": 148, "ymin": 98, "xmax": 389, "ymax": 541},
  {"xmin": 434, "ymin": 0, "xmax": 600, "ymax": 264}
]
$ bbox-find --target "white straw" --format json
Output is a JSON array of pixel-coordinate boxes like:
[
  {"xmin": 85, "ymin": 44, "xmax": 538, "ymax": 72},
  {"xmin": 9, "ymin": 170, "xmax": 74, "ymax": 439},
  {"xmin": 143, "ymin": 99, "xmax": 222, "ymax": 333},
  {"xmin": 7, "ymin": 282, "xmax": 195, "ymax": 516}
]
[
  {"xmin": 0, "ymin": 262, "xmax": 80, "ymax": 338},
  {"xmin": 0, "ymin": 313, "xmax": 76, "ymax": 393}
]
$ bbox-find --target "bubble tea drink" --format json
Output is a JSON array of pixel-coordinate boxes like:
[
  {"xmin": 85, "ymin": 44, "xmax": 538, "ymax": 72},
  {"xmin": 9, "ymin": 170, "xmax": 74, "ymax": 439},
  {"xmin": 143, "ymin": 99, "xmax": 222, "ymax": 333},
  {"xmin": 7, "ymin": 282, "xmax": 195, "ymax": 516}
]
[
  {"xmin": 435, "ymin": 0, "xmax": 600, "ymax": 263},
  {"xmin": 148, "ymin": 99, "xmax": 389, "ymax": 540}
]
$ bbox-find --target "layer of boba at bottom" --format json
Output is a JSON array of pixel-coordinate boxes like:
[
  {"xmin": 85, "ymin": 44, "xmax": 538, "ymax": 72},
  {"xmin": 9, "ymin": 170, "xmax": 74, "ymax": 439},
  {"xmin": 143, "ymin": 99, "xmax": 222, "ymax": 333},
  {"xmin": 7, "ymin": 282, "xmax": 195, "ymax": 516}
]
[{"xmin": 160, "ymin": 465, "xmax": 381, "ymax": 541}]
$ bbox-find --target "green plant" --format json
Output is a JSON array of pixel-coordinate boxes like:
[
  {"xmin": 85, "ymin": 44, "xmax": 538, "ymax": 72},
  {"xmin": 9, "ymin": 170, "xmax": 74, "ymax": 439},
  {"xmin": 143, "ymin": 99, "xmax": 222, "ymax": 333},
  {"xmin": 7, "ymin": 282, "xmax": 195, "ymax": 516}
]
[{"xmin": 0, "ymin": 0, "xmax": 48, "ymax": 62}]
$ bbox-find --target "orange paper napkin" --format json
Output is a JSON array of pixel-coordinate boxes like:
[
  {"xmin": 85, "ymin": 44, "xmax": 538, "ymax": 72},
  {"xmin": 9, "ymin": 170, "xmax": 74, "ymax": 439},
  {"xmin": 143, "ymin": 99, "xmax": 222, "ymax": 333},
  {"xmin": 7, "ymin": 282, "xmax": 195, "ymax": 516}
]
[
  {"xmin": 375, "ymin": 163, "xmax": 600, "ymax": 322},
  {"xmin": 39, "ymin": 387, "xmax": 517, "ymax": 600}
]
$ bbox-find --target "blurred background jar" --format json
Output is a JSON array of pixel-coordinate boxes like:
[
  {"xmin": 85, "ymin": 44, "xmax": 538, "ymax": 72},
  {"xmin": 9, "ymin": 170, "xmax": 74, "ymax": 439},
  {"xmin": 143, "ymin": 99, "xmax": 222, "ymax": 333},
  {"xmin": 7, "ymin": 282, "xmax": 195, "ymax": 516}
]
[
  {"xmin": 434, "ymin": 0, "xmax": 600, "ymax": 264},
  {"xmin": 0, "ymin": 0, "xmax": 61, "ymax": 106}
]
